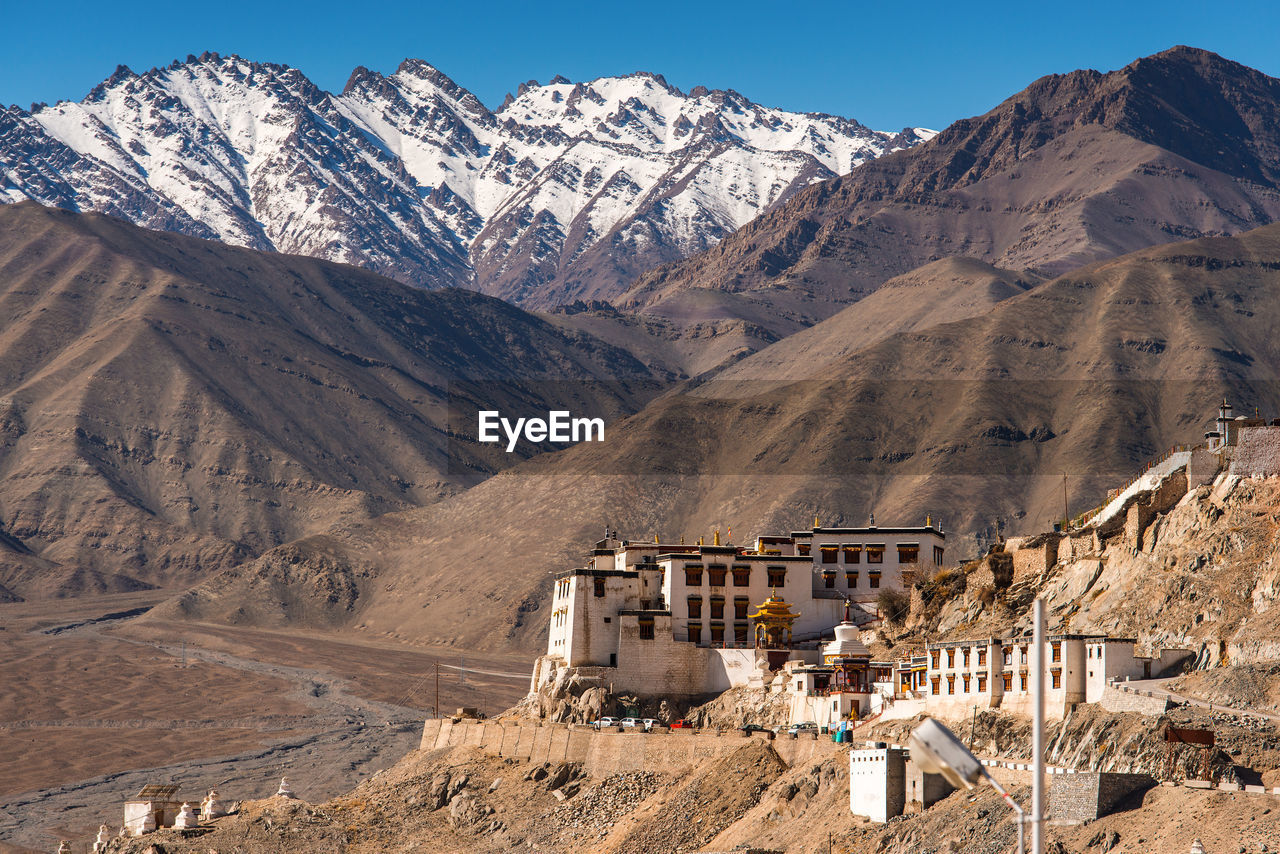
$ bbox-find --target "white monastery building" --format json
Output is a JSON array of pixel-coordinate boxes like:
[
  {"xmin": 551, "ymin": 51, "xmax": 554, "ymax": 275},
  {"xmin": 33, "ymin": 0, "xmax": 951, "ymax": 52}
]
[{"xmin": 536, "ymin": 518, "xmax": 946, "ymax": 698}]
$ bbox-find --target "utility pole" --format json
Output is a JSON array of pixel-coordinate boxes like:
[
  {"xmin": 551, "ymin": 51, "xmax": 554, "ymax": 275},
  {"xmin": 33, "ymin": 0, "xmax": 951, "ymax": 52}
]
[
  {"xmin": 434, "ymin": 661, "xmax": 440, "ymax": 719},
  {"xmin": 1032, "ymin": 598, "xmax": 1046, "ymax": 854},
  {"xmin": 1062, "ymin": 473, "xmax": 1069, "ymax": 529}
]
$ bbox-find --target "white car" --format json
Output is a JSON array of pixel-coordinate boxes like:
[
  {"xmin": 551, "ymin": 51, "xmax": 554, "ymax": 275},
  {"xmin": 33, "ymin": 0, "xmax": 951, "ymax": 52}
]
[
  {"xmin": 641, "ymin": 718, "xmax": 661, "ymax": 732},
  {"xmin": 619, "ymin": 717, "xmax": 642, "ymax": 729},
  {"xmin": 595, "ymin": 716, "xmax": 618, "ymax": 729},
  {"xmin": 787, "ymin": 721, "xmax": 819, "ymax": 735}
]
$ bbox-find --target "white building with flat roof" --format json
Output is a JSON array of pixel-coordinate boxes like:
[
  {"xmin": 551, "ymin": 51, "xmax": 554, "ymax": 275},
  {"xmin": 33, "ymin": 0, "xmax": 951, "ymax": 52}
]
[
  {"xmin": 537, "ymin": 520, "xmax": 946, "ymax": 698},
  {"xmin": 921, "ymin": 634, "xmax": 1193, "ymax": 720}
]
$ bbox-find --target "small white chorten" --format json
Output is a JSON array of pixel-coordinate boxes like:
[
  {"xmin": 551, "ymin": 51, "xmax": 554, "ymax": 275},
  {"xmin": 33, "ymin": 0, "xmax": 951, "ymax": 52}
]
[
  {"xmin": 275, "ymin": 777, "xmax": 297, "ymax": 799},
  {"xmin": 823, "ymin": 620, "xmax": 871, "ymax": 662},
  {"xmin": 93, "ymin": 824, "xmax": 111, "ymax": 853},
  {"xmin": 174, "ymin": 802, "xmax": 199, "ymax": 828},
  {"xmin": 201, "ymin": 788, "xmax": 227, "ymax": 819},
  {"xmin": 1189, "ymin": 841, "xmax": 1206, "ymax": 854},
  {"xmin": 57, "ymin": 842, "xmax": 70, "ymax": 854}
]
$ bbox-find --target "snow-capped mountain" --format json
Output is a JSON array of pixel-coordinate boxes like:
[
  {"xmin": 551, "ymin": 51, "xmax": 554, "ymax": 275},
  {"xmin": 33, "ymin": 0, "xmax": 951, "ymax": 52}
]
[{"xmin": 1, "ymin": 53, "xmax": 931, "ymax": 305}]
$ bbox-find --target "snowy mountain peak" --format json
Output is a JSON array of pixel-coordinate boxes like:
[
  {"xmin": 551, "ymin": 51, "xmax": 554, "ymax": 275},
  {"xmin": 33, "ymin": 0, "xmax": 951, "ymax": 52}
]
[{"xmin": 1, "ymin": 54, "xmax": 931, "ymax": 306}]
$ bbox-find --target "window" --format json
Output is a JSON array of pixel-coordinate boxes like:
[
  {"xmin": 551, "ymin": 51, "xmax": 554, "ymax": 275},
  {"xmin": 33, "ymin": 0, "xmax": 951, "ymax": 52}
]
[
  {"xmin": 961, "ymin": 648, "xmax": 970, "ymax": 667},
  {"xmin": 688, "ymin": 624, "xmax": 702, "ymax": 644},
  {"xmin": 930, "ymin": 650, "xmax": 940, "ymax": 668},
  {"xmin": 866, "ymin": 545, "xmax": 885, "ymax": 564},
  {"xmin": 710, "ymin": 597, "xmax": 725, "ymax": 619},
  {"xmin": 824, "ymin": 571, "xmax": 836, "ymax": 589},
  {"xmin": 1003, "ymin": 647, "xmax": 1012, "ymax": 666},
  {"xmin": 797, "ymin": 543, "xmax": 810, "ymax": 556},
  {"xmin": 594, "ymin": 577, "xmax": 606, "ymax": 597},
  {"xmin": 1051, "ymin": 669, "xmax": 1062, "ymax": 689},
  {"xmin": 1017, "ymin": 672, "xmax": 1026, "ymax": 690},
  {"xmin": 1002, "ymin": 673, "xmax": 1012, "ymax": 691},
  {"xmin": 843, "ymin": 545, "xmax": 861, "ymax": 563},
  {"xmin": 1020, "ymin": 647, "xmax": 1028, "ymax": 665},
  {"xmin": 767, "ymin": 566, "xmax": 786, "ymax": 587},
  {"xmin": 710, "ymin": 623, "xmax": 725, "ymax": 643},
  {"xmin": 732, "ymin": 566, "xmax": 751, "ymax": 587},
  {"xmin": 931, "ymin": 677, "xmax": 941, "ymax": 695},
  {"xmin": 845, "ymin": 571, "xmax": 859, "ymax": 588},
  {"xmin": 820, "ymin": 545, "xmax": 838, "ymax": 564},
  {"xmin": 734, "ymin": 623, "xmax": 748, "ymax": 643},
  {"xmin": 687, "ymin": 596, "xmax": 703, "ymax": 618},
  {"xmin": 946, "ymin": 649, "xmax": 955, "ymax": 668},
  {"xmin": 869, "ymin": 572, "xmax": 881, "ymax": 589},
  {"xmin": 734, "ymin": 598, "xmax": 749, "ymax": 620},
  {"xmin": 978, "ymin": 675, "xmax": 987, "ymax": 692},
  {"xmin": 933, "ymin": 545, "xmax": 944, "ymax": 566},
  {"xmin": 708, "ymin": 565, "xmax": 727, "ymax": 586},
  {"xmin": 946, "ymin": 675, "xmax": 955, "ymax": 695},
  {"xmin": 638, "ymin": 617, "xmax": 654, "ymax": 640},
  {"xmin": 897, "ymin": 544, "xmax": 920, "ymax": 564},
  {"xmin": 962, "ymin": 675, "xmax": 970, "ymax": 692},
  {"xmin": 685, "ymin": 566, "xmax": 703, "ymax": 586},
  {"xmin": 978, "ymin": 648, "xmax": 987, "ymax": 666},
  {"xmin": 1051, "ymin": 642, "xmax": 1062, "ymax": 663}
]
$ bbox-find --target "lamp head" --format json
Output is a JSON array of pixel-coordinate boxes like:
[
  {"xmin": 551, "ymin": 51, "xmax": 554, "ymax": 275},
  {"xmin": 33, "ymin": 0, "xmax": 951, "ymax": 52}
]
[{"xmin": 908, "ymin": 717, "xmax": 984, "ymax": 791}]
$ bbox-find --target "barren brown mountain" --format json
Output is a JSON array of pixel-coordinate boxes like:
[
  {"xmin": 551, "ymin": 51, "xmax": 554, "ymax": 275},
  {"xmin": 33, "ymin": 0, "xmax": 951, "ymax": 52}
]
[
  {"xmin": 619, "ymin": 46, "xmax": 1280, "ymax": 333},
  {"xmin": 0, "ymin": 204, "xmax": 660, "ymax": 600},
  {"xmin": 155, "ymin": 222, "xmax": 1280, "ymax": 652}
]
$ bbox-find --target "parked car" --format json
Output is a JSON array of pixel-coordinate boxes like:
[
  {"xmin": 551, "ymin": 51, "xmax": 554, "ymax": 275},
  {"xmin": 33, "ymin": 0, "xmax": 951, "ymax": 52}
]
[
  {"xmin": 619, "ymin": 717, "xmax": 642, "ymax": 729},
  {"xmin": 669, "ymin": 719, "xmax": 694, "ymax": 729},
  {"xmin": 739, "ymin": 724, "xmax": 769, "ymax": 733},
  {"xmin": 641, "ymin": 718, "xmax": 662, "ymax": 732},
  {"xmin": 594, "ymin": 716, "xmax": 617, "ymax": 729},
  {"xmin": 787, "ymin": 721, "xmax": 819, "ymax": 736}
]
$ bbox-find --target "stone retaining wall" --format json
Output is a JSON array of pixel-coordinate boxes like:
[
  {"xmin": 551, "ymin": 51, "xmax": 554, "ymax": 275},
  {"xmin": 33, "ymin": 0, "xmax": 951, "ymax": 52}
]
[
  {"xmin": 1050, "ymin": 772, "xmax": 1155, "ymax": 823},
  {"xmin": 1098, "ymin": 684, "xmax": 1173, "ymax": 715},
  {"xmin": 420, "ymin": 719, "xmax": 841, "ymax": 778}
]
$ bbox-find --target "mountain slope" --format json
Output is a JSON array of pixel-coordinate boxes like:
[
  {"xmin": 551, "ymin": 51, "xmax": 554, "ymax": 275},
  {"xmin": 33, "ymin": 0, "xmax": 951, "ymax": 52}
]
[
  {"xmin": 0, "ymin": 204, "xmax": 657, "ymax": 600},
  {"xmin": 621, "ymin": 46, "xmax": 1280, "ymax": 331},
  {"xmin": 711, "ymin": 257, "xmax": 1039, "ymax": 382},
  {"xmin": 156, "ymin": 221, "xmax": 1280, "ymax": 650},
  {"xmin": 1, "ymin": 54, "xmax": 924, "ymax": 306}
]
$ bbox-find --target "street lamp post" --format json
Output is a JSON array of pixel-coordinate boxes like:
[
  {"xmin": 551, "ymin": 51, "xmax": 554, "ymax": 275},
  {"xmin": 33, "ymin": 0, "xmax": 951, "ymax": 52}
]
[{"xmin": 908, "ymin": 717, "xmax": 1026, "ymax": 854}]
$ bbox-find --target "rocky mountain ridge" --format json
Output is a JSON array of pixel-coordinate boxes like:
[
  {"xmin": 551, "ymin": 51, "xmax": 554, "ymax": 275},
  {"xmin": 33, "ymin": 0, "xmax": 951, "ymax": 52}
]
[
  {"xmin": 621, "ymin": 46, "xmax": 1280, "ymax": 330},
  {"xmin": 1, "ymin": 53, "xmax": 926, "ymax": 307}
]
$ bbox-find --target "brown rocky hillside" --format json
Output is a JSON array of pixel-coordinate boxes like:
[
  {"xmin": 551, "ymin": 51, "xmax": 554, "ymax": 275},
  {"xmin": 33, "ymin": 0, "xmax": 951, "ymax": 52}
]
[
  {"xmin": 154, "ymin": 221, "xmax": 1280, "ymax": 651},
  {"xmin": 0, "ymin": 204, "xmax": 659, "ymax": 600}
]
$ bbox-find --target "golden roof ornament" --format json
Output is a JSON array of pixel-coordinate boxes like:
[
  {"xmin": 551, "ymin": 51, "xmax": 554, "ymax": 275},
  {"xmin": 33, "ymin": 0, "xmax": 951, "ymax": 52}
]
[{"xmin": 713, "ymin": 530, "xmax": 721, "ymax": 546}]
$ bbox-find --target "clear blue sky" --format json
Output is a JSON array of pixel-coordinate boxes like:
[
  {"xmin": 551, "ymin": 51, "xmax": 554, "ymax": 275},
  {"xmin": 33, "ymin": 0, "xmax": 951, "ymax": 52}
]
[{"xmin": 4, "ymin": 0, "xmax": 1279, "ymax": 130}]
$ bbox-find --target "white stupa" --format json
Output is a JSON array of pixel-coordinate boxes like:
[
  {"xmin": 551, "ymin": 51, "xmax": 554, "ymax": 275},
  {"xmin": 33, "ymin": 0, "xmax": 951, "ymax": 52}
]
[
  {"xmin": 1189, "ymin": 841, "xmax": 1206, "ymax": 854},
  {"xmin": 275, "ymin": 777, "xmax": 297, "ymax": 799},
  {"xmin": 173, "ymin": 802, "xmax": 199, "ymax": 828},
  {"xmin": 823, "ymin": 620, "xmax": 871, "ymax": 663},
  {"xmin": 201, "ymin": 788, "xmax": 227, "ymax": 819},
  {"xmin": 57, "ymin": 842, "xmax": 70, "ymax": 854},
  {"xmin": 92, "ymin": 825, "xmax": 111, "ymax": 853}
]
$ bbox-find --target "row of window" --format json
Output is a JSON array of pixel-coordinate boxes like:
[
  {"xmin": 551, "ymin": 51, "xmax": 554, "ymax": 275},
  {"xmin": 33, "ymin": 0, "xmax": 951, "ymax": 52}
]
[
  {"xmin": 929, "ymin": 642, "xmax": 1063, "ymax": 670},
  {"xmin": 686, "ymin": 623, "xmax": 749, "ymax": 644},
  {"xmin": 687, "ymin": 596, "xmax": 750, "ymax": 620},
  {"xmin": 683, "ymin": 565, "xmax": 788, "ymax": 587},
  {"xmin": 929, "ymin": 669, "xmax": 1063, "ymax": 695},
  {"xmin": 820, "ymin": 569, "xmax": 881, "ymax": 590},
  {"xmin": 798, "ymin": 543, "xmax": 945, "ymax": 565}
]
